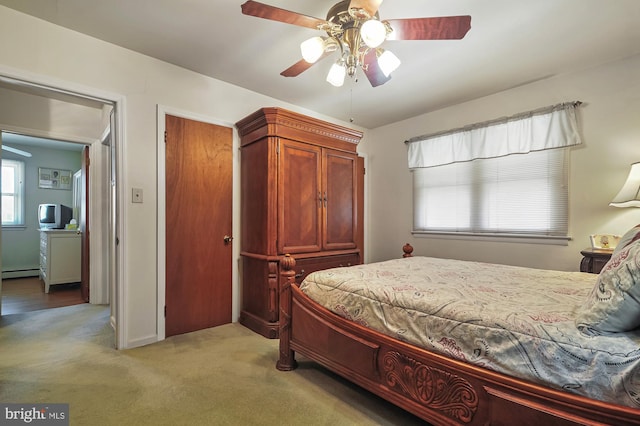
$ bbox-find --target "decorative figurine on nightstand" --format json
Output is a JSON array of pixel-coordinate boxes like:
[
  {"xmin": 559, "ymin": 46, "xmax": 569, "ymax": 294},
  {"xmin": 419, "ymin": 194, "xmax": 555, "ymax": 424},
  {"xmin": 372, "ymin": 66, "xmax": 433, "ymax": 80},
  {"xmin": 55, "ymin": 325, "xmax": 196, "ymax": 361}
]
[{"xmin": 589, "ymin": 234, "xmax": 620, "ymax": 251}]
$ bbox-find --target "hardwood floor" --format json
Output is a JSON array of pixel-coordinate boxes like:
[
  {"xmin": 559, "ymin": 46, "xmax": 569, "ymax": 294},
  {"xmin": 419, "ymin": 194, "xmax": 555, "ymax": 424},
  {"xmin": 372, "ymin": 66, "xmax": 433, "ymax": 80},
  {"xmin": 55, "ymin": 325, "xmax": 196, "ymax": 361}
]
[{"xmin": 1, "ymin": 276, "xmax": 85, "ymax": 315}]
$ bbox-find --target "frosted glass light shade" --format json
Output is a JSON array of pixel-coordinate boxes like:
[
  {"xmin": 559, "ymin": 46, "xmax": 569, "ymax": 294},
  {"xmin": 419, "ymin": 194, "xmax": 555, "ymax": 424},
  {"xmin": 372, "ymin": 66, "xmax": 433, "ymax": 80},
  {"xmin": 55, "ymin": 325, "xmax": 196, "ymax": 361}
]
[
  {"xmin": 610, "ymin": 162, "xmax": 640, "ymax": 207},
  {"xmin": 360, "ymin": 19, "xmax": 386, "ymax": 48},
  {"xmin": 326, "ymin": 62, "xmax": 346, "ymax": 87},
  {"xmin": 378, "ymin": 50, "xmax": 401, "ymax": 76},
  {"xmin": 300, "ymin": 37, "xmax": 325, "ymax": 63}
]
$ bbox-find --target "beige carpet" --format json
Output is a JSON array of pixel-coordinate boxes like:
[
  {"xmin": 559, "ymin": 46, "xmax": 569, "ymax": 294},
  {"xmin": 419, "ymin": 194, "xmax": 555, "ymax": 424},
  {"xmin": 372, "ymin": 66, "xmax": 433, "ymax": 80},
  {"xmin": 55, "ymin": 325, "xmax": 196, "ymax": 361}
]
[{"xmin": 0, "ymin": 304, "xmax": 425, "ymax": 425}]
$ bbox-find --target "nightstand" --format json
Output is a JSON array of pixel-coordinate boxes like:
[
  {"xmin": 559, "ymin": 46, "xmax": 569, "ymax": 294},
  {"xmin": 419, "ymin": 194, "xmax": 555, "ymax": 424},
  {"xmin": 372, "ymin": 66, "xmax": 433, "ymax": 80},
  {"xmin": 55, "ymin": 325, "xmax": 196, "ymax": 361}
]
[{"xmin": 580, "ymin": 248, "xmax": 613, "ymax": 274}]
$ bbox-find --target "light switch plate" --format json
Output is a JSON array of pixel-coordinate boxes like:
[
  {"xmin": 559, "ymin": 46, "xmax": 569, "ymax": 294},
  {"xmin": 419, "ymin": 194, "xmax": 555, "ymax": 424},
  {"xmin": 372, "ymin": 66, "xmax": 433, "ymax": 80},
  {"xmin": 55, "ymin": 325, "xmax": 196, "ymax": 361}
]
[{"xmin": 132, "ymin": 187, "xmax": 143, "ymax": 203}]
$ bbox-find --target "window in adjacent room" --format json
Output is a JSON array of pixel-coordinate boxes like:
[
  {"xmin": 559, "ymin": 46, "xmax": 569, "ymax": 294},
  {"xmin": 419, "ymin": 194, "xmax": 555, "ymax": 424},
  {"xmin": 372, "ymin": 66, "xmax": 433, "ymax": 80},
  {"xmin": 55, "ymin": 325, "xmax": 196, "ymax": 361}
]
[
  {"xmin": 1, "ymin": 158, "xmax": 26, "ymax": 227},
  {"xmin": 407, "ymin": 102, "xmax": 581, "ymax": 240}
]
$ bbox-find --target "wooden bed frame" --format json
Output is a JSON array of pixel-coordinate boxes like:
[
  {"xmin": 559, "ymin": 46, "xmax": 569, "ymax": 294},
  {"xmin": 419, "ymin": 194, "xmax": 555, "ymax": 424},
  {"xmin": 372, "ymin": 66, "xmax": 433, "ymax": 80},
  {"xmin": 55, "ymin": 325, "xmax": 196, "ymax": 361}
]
[{"xmin": 276, "ymin": 246, "xmax": 640, "ymax": 425}]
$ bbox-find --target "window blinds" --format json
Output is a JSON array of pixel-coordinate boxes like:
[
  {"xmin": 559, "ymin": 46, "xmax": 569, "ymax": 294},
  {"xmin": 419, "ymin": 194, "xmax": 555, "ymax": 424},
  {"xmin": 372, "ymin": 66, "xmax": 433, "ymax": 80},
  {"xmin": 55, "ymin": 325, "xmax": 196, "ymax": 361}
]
[{"xmin": 413, "ymin": 149, "xmax": 568, "ymax": 235}]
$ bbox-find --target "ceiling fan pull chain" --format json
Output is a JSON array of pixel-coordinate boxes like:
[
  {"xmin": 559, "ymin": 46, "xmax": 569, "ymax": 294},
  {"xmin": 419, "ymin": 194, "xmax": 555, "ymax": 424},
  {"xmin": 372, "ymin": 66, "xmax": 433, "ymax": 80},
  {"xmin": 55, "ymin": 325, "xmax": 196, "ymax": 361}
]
[{"xmin": 349, "ymin": 87, "xmax": 354, "ymax": 123}]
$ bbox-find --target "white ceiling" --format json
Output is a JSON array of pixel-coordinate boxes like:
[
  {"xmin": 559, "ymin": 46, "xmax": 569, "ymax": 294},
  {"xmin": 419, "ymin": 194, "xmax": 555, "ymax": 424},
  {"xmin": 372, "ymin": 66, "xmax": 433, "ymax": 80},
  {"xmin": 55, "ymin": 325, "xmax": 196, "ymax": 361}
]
[
  {"xmin": 2, "ymin": 132, "xmax": 85, "ymax": 152},
  {"xmin": 0, "ymin": 0, "xmax": 639, "ymax": 129}
]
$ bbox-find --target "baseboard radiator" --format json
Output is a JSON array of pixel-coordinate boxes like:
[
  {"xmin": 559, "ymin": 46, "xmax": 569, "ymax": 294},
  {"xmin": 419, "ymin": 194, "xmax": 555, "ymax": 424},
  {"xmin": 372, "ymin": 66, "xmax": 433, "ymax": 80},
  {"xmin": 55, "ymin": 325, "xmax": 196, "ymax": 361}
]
[{"xmin": 2, "ymin": 268, "xmax": 40, "ymax": 279}]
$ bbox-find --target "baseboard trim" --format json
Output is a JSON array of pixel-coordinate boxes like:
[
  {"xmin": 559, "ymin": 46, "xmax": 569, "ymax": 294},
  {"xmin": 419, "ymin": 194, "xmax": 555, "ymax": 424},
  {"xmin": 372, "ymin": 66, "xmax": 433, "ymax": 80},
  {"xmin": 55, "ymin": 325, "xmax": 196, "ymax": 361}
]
[
  {"xmin": 124, "ymin": 334, "xmax": 159, "ymax": 349},
  {"xmin": 2, "ymin": 269, "xmax": 40, "ymax": 279}
]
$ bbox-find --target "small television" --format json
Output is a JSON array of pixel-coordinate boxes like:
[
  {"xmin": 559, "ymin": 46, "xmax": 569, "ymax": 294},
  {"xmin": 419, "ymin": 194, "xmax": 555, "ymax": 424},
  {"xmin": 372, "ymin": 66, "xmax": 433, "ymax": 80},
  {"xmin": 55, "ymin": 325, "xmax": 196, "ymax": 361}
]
[{"xmin": 38, "ymin": 204, "xmax": 73, "ymax": 229}]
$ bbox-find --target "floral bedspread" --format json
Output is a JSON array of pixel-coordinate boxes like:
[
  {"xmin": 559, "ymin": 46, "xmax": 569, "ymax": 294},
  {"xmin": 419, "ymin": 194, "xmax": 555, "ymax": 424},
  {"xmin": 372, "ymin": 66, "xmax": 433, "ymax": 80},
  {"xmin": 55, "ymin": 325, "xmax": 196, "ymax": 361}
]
[{"xmin": 299, "ymin": 256, "xmax": 640, "ymax": 408}]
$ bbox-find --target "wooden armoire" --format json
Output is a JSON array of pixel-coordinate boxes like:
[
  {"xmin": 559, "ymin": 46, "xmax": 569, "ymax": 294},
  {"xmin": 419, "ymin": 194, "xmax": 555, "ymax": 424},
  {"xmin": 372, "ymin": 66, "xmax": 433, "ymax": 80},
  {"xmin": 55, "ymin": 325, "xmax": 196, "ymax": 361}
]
[{"xmin": 236, "ymin": 107, "xmax": 364, "ymax": 338}]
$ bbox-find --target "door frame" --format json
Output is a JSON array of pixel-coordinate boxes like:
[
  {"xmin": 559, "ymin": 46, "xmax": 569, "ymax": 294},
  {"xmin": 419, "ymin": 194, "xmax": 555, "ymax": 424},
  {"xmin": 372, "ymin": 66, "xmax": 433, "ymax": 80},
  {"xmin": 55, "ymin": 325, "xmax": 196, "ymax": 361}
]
[
  {"xmin": 156, "ymin": 105, "xmax": 240, "ymax": 341},
  {"xmin": 0, "ymin": 66, "xmax": 126, "ymax": 349}
]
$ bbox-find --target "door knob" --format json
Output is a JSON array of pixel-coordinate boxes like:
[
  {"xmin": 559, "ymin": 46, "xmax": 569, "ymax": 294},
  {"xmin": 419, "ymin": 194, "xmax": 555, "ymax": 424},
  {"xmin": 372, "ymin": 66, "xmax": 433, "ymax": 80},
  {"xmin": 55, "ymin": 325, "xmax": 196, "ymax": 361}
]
[{"xmin": 223, "ymin": 235, "xmax": 233, "ymax": 244}]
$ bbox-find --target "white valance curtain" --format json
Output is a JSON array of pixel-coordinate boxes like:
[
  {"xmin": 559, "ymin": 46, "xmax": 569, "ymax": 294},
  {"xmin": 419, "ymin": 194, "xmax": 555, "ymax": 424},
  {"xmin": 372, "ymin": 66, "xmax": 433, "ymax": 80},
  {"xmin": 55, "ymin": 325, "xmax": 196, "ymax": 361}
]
[{"xmin": 406, "ymin": 102, "xmax": 582, "ymax": 169}]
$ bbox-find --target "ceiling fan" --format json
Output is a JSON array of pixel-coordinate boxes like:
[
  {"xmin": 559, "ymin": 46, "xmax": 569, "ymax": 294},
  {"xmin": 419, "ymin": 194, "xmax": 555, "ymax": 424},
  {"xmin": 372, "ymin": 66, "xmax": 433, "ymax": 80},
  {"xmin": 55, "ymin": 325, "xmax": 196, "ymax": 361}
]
[{"xmin": 241, "ymin": 0, "xmax": 471, "ymax": 87}]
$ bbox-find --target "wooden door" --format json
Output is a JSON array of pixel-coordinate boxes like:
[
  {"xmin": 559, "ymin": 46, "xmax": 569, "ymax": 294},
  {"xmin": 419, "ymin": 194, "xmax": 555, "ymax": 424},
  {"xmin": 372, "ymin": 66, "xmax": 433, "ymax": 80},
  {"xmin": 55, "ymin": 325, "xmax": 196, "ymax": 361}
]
[
  {"xmin": 322, "ymin": 149, "xmax": 358, "ymax": 251},
  {"xmin": 278, "ymin": 139, "xmax": 322, "ymax": 254},
  {"xmin": 165, "ymin": 115, "xmax": 233, "ymax": 337},
  {"xmin": 80, "ymin": 146, "xmax": 90, "ymax": 302}
]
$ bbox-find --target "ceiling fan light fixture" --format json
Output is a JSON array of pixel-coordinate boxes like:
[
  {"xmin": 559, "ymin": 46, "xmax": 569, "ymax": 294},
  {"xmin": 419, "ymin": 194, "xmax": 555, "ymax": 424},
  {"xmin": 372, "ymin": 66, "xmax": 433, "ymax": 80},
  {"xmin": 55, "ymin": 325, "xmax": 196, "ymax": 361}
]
[
  {"xmin": 241, "ymin": 0, "xmax": 472, "ymax": 88},
  {"xmin": 326, "ymin": 61, "xmax": 347, "ymax": 87},
  {"xmin": 360, "ymin": 19, "xmax": 386, "ymax": 48},
  {"xmin": 377, "ymin": 49, "xmax": 401, "ymax": 77},
  {"xmin": 300, "ymin": 36, "xmax": 326, "ymax": 63}
]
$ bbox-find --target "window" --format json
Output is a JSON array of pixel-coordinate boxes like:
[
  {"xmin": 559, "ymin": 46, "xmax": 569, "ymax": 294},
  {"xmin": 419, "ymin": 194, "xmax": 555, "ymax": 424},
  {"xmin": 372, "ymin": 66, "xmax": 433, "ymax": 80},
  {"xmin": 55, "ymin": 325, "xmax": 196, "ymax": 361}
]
[
  {"xmin": 413, "ymin": 148, "xmax": 568, "ymax": 237},
  {"xmin": 1, "ymin": 159, "xmax": 25, "ymax": 227},
  {"xmin": 407, "ymin": 102, "xmax": 581, "ymax": 240}
]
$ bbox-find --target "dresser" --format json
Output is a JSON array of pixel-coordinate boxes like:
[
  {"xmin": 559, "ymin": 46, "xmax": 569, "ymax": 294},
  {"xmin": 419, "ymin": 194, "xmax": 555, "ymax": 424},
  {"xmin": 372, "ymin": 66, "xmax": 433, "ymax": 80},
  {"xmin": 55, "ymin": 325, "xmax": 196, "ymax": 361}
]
[
  {"xmin": 39, "ymin": 229, "xmax": 81, "ymax": 293},
  {"xmin": 236, "ymin": 107, "xmax": 364, "ymax": 338}
]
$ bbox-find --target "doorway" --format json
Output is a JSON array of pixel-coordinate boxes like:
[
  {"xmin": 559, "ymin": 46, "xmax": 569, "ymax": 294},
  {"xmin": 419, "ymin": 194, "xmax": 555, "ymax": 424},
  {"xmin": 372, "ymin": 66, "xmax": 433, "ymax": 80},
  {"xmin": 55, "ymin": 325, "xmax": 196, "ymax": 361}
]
[
  {"xmin": 1, "ymin": 278, "xmax": 83, "ymax": 314},
  {"xmin": 0, "ymin": 73, "xmax": 123, "ymax": 348},
  {"xmin": 0, "ymin": 132, "xmax": 90, "ymax": 314}
]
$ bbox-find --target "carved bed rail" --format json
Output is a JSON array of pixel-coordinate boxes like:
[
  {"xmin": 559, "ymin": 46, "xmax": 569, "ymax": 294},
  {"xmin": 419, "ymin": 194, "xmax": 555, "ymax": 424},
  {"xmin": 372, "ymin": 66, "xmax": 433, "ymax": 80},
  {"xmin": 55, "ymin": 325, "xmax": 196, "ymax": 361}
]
[{"xmin": 276, "ymin": 246, "xmax": 640, "ymax": 425}]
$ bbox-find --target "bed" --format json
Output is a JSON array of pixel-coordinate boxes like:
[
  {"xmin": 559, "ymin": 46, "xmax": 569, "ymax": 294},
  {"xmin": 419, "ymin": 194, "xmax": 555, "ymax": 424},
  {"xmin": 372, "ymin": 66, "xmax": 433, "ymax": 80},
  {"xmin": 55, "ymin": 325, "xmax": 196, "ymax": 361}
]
[{"xmin": 277, "ymin": 228, "xmax": 640, "ymax": 425}]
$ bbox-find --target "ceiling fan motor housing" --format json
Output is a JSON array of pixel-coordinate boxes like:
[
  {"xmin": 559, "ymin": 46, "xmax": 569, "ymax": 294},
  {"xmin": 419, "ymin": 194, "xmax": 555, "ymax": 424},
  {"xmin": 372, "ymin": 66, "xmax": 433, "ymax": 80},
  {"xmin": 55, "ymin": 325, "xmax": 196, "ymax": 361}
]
[{"xmin": 325, "ymin": 0, "xmax": 380, "ymax": 75}]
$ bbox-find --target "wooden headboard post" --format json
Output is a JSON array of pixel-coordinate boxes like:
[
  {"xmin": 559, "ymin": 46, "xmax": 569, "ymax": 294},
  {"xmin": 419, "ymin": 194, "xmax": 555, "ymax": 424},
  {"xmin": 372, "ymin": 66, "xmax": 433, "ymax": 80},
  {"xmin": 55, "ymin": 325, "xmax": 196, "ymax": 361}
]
[
  {"xmin": 276, "ymin": 254, "xmax": 297, "ymax": 371},
  {"xmin": 402, "ymin": 243, "xmax": 414, "ymax": 257}
]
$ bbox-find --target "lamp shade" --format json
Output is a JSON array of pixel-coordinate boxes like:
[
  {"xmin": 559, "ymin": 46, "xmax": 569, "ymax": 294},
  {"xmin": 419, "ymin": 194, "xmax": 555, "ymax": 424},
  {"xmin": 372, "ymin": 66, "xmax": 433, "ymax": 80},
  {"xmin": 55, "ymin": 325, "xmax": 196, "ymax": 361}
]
[
  {"xmin": 300, "ymin": 37, "xmax": 325, "ymax": 63},
  {"xmin": 326, "ymin": 61, "xmax": 346, "ymax": 87},
  {"xmin": 360, "ymin": 19, "xmax": 386, "ymax": 48},
  {"xmin": 377, "ymin": 50, "xmax": 401, "ymax": 77},
  {"xmin": 610, "ymin": 162, "xmax": 640, "ymax": 207}
]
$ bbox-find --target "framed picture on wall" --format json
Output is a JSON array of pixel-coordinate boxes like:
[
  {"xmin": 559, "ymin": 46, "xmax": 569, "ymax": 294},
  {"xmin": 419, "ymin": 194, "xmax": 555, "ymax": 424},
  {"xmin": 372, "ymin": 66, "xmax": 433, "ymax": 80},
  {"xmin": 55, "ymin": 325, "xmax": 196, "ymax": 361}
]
[{"xmin": 38, "ymin": 167, "xmax": 72, "ymax": 190}]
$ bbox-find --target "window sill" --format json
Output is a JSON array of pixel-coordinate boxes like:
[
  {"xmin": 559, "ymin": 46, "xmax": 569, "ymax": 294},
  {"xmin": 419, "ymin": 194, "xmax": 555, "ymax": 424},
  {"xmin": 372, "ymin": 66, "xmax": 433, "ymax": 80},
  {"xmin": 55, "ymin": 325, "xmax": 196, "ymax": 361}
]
[{"xmin": 411, "ymin": 230, "xmax": 571, "ymax": 246}]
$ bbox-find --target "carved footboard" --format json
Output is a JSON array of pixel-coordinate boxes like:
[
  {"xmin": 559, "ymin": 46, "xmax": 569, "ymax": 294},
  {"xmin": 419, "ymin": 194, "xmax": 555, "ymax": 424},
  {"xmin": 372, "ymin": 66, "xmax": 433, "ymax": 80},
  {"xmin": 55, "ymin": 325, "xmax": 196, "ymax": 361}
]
[{"xmin": 277, "ymin": 248, "xmax": 640, "ymax": 425}]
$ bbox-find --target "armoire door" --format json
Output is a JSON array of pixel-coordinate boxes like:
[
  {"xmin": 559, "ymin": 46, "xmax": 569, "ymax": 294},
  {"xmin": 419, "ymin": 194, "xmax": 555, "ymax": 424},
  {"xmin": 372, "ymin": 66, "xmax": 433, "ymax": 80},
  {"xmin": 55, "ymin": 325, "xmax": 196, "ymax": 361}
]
[
  {"xmin": 322, "ymin": 149, "xmax": 358, "ymax": 251},
  {"xmin": 165, "ymin": 114, "xmax": 233, "ymax": 337},
  {"xmin": 278, "ymin": 139, "xmax": 322, "ymax": 254}
]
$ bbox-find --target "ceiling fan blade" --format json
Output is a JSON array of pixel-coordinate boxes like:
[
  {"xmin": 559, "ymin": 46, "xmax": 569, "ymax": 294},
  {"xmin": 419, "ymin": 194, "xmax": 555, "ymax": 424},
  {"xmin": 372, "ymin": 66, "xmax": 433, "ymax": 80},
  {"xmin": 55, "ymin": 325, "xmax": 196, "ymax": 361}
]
[
  {"xmin": 362, "ymin": 49, "xmax": 391, "ymax": 87},
  {"xmin": 241, "ymin": 1, "xmax": 327, "ymax": 30},
  {"xmin": 386, "ymin": 16, "xmax": 471, "ymax": 40},
  {"xmin": 348, "ymin": 0, "xmax": 383, "ymax": 18},
  {"xmin": 2, "ymin": 144, "xmax": 32, "ymax": 157},
  {"xmin": 281, "ymin": 59, "xmax": 315, "ymax": 77},
  {"xmin": 280, "ymin": 51, "xmax": 332, "ymax": 77}
]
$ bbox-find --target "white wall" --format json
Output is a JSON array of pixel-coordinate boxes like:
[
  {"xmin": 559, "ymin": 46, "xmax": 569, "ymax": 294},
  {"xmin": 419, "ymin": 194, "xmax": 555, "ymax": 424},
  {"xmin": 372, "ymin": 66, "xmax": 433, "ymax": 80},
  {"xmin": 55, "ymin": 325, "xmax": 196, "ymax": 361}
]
[
  {"xmin": 361, "ymin": 54, "xmax": 640, "ymax": 270},
  {"xmin": 0, "ymin": 5, "xmax": 363, "ymax": 348}
]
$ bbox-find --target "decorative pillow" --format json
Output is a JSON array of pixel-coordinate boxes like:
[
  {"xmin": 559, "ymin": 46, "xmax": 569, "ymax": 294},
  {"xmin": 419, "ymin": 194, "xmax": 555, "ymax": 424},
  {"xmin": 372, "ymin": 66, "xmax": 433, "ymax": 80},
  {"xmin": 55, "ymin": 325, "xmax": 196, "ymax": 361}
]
[
  {"xmin": 575, "ymin": 238, "xmax": 640, "ymax": 336},
  {"xmin": 612, "ymin": 224, "xmax": 640, "ymax": 257}
]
